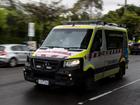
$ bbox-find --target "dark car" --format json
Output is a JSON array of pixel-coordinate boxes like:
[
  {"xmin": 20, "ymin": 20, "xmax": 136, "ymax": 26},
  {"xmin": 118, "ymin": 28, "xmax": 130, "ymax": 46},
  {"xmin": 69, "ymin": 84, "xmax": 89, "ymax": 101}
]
[{"xmin": 129, "ymin": 43, "xmax": 140, "ymax": 54}]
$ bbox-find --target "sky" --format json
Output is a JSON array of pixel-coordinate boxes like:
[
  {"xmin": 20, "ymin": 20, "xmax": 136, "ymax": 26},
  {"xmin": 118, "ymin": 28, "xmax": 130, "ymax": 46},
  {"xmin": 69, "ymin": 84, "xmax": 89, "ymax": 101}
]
[{"xmin": 21, "ymin": 0, "xmax": 140, "ymax": 14}]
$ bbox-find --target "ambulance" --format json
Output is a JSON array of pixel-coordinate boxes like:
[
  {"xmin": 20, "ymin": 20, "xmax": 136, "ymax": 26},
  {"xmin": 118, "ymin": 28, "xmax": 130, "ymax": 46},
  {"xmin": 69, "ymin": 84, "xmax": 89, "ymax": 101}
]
[{"xmin": 24, "ymin": 21, "xmax": 129, "ymax": 90}]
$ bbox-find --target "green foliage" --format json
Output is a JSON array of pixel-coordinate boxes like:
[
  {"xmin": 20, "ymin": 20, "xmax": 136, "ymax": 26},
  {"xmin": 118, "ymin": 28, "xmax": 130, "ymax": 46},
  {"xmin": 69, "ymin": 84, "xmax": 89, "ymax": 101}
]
[
  {"xmin": 102, "ymin": 5, "xmax": 140, "ymax": 39},
  {"xmin": 1, "ymin": 1, "xmax": 139, "ymax": 44},
  {"xmin": 71, "ymin": 0, "xmax": 103, "ymax": 20},
  {"xmin": 0, "ymin": 8, "xmax": 29, "ymax": 44},
  {"xmin": 0, "ymin": 8, "xmax": 8, "ymax": 30},
  {"xmin": 0, "ymin": 0, "xmax": 103, "ymax": 44},
  {"xmin": 121, "ymin": 12, "xmax": 140, "ymax": 38},
  {"xmin": 23, "ymin": 2, "xmax": 65, "ymax": 42},
  {"xmin": 73, "ymin": 0, "xmax": 103, "ymax": 12},
  {"xmin": 0, "ymin": 1, "xmax": 64, "ymax": 44}
]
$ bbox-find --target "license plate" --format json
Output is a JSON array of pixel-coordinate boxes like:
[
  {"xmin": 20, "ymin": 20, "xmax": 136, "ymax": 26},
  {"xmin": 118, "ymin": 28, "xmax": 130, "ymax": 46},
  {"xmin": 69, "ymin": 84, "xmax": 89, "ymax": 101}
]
[{"xmin": 38, "ymin": 80, "xmax": 49, "ymax": 85}]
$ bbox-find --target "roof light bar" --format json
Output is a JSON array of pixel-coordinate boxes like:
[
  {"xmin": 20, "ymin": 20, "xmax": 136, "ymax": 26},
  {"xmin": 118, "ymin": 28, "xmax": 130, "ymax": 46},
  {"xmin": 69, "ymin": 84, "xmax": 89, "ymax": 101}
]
[{"xmin": 62, "ymin": 20, "xmax": 126, "ymax": 28}]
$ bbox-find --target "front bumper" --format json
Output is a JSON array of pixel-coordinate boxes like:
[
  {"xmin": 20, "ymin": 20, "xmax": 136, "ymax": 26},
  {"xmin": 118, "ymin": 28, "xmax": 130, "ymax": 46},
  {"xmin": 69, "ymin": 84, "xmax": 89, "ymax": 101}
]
[
  {"xmin": 0, "ymin": 58, "xmax": 9, "ymax": 65},
  {"xmin": 24, "ymin": 57, "xmax": 83, "ymax": 86},
  {"xmin": 23, "ymin": 66, "xmax": 82, "ymax": 86}
]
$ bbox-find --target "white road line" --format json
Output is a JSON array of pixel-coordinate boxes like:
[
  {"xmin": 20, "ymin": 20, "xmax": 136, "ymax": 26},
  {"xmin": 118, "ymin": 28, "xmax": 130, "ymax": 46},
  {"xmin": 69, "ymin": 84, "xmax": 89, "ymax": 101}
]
[
  {"xmin": 77, "ymin": 79, "xmax": 140, "ymax": 105},
  {"xmin": 112, "ymin": 79, "xmax": 140, "ymax": 92},
  {"xmin": 89, "ymin": 91, "xmax": 112, "ymax": 101},
  {"xmin": 77, "ymin": 102, "xmax": 84, "ymax": 105}
]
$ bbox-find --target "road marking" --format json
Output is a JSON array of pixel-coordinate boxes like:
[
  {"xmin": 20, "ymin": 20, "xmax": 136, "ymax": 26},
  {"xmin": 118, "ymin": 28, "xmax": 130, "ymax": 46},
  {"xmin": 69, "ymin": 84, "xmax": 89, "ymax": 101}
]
[
  {"xmin": 112, "ymin": 79, "xmax": 140, "ymax": 91},
  {"xmin": 88, "ymin": 91, "xmax": 112, "ymax": 101},
  {"xmin": 77, "ymin": 78, "xmax": 140, "ymax": 105}
]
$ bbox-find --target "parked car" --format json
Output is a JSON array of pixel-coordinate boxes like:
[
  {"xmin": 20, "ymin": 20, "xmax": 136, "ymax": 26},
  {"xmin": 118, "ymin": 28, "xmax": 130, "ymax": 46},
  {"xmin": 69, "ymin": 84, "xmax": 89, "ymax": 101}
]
[
  {"xmin": 129, "ymin": 43, "xmax": 140, "ymax": 54},
  {"xmin": 0, "ymin": 44, "xmax": 30, "ymax": 67}
]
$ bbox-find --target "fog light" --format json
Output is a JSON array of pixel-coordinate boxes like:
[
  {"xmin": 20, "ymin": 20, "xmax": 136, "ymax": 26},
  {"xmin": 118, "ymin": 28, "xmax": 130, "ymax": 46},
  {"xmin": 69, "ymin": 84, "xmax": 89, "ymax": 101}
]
[
  {"xmin": 70, "ymin": 78, "xmax": 72, "ymax": 80},
  {"xmin": 68, "ymin": 74, "xmax": 72, "ymax": 77}
]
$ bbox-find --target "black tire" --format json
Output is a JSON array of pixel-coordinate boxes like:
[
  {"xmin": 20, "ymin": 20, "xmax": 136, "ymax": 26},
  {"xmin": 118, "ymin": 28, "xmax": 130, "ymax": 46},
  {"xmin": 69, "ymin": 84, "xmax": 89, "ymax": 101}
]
[
  {"xmin": 75, "ymin": 73, "xmax": 95, "ymax": 91},
  {"xmin": 115, "ymin": 63, "xmax": 125, "ymax": 79},
  {"xmin": 84, "ymin": 76, "xmax": 95, "ymax": 91},
  {"xmin": 9, "ymin": 58, "xmax": 17, "ymax": 67}
]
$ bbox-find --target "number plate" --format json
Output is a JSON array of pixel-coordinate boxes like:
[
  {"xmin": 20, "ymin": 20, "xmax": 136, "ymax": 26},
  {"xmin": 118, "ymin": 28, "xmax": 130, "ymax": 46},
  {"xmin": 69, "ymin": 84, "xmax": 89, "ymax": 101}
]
[{"xmin": 38, "ymin": 80, "xmax": 49, "ymax": 85}]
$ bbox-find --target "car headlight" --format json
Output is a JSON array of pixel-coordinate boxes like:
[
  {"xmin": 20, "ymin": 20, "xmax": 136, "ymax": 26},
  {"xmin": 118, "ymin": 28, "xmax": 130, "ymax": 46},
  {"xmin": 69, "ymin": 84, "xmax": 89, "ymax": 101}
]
[{"xmin": 64, "ymin": 59, "xmax": 80, "ymax": 67}]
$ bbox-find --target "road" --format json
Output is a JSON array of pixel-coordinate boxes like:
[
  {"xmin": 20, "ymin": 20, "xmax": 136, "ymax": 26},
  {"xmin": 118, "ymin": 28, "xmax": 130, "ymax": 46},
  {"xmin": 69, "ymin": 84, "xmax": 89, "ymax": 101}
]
[{"xmin": 0, "ymin": 55, "xmax": 140, "ymax": 105}]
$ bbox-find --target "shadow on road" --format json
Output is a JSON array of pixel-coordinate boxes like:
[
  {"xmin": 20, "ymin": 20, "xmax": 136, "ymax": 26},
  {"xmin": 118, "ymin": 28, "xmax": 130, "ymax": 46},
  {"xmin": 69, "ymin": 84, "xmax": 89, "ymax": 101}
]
[{"xmin": 0, "ymin": 64, "xmax": 24, "ymax": 68}]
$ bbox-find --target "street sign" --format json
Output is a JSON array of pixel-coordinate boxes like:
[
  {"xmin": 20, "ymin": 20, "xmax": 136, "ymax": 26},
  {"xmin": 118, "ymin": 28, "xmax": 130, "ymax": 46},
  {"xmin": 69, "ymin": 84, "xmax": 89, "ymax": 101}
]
[
  {"xmin": 27, "ymin": 41, "xmax": 37, "ymax": 51},
  {"xmin": 28, "ymin": 22, "xmax": 35, "ymax": 37}
]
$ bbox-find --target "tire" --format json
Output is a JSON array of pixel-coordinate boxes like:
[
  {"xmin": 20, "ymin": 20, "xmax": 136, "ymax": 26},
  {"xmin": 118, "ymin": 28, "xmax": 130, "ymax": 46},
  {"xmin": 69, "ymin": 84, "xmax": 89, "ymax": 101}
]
[
  {"xmin": 115, "ymin": 63, "xmax": 125, "ymax": 79},
  {"xmin": 9, "ymin": 58, "xmax": 17, "ymax": 67},
  {"xmin": 84, "ymin": 76, "xmax": 95, "ymax": 91},
  {"xmin": 75, "ymin": 74, "xmax": 95, "ymax": 91}
]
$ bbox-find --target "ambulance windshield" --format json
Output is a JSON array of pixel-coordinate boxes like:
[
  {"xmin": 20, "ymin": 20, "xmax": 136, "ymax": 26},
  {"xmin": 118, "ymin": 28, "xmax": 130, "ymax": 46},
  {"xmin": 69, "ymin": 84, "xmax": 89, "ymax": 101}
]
[{"xmin": 41, "ymin": 29, "xmax": 93, "ymax": 50}]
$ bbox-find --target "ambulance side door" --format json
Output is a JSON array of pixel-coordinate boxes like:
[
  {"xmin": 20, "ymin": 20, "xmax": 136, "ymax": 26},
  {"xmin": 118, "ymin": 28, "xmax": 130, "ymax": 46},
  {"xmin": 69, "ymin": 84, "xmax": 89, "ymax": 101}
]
[
  {"xmin": 103, "ymin": 30, "xmax": 123, "ymax": 78},
  {"xmin": 90, "ymin": 29, "xmax": 105, "ymax": 81}
]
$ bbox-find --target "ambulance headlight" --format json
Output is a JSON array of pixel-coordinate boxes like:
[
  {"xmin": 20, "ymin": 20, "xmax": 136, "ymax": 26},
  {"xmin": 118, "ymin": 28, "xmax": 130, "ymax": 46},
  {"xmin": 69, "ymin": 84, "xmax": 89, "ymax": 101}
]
[{"xmin": 64, "ymin": 59, "xmax": 80, "ymax": 67}]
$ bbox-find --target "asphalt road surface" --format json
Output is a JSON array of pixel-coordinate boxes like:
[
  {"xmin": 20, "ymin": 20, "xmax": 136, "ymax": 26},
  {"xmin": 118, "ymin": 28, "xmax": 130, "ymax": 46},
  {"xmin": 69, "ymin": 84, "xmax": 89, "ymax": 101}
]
[{"xmin": 0, "ymin": 55, "xmax": 140, "ymax": 105}]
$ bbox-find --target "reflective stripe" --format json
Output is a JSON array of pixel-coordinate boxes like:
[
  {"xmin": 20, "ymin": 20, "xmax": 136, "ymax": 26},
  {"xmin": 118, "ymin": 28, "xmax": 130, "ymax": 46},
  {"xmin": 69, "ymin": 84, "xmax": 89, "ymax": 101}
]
[
  {"xmin": 84, "ymin": 64, "xmax": 95, "ymax": 71},
  {"xmin": 86, "ymin": 49, "xmax": 122, "ymax": 59}
]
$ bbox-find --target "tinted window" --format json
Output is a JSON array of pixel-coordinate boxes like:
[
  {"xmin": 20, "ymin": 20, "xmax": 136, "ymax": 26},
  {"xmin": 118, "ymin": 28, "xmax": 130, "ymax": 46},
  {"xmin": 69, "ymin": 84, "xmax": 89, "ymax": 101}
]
[
  {"xmin": 41, "ymin": 29, "xmax": 93, "ymax": 49},
  {"xmin": 11, "ymin": 46, "xmax": 22, "ymax": 51},
  {"xmin": 105, "ymin": 30, "xmax": 123, "ymax": 50},
  {"xmin": 91, "ymin": 30, "xmax": 102, "ymax": 51},
  {"xmin": 20, "ymin": 46, "xmax": 29, "ymax": 51},
  {"xmin": 0, "ymin": 46, "xmax": 5, "ymax": 51}
]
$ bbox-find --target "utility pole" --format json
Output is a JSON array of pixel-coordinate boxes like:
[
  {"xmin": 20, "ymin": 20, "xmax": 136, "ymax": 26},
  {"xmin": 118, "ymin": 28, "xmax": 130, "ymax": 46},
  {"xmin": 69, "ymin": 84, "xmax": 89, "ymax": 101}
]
[{"xmin": 124, "ymin": 0, "xmax": 127, "ymax": 15}]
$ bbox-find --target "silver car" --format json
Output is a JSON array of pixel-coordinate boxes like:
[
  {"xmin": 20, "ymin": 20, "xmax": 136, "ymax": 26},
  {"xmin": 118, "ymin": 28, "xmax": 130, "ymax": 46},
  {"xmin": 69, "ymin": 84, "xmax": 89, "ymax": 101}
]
[{"xmin": 0, "ymin": 44, "xmax": 30, "ymax": 67}]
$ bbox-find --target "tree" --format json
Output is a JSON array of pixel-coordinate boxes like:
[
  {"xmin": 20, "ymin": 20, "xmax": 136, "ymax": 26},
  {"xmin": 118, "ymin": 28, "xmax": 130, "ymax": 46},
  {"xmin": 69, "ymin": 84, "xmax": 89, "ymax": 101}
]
[
  {"xmin": 0, "ymin": 8, "xmax": 9, "ymax": 43},
  {"xmin": 0, "ymin": 1, "xmax": 67, "ymax": 44},
  {"xmin": 0, "ymin": 0, "xmax": 21, "ymax": 9},
  {"xmin": 23, "ymin": 1, "xmax": 65, "ymax": 42},
  {"xmin": 8, "ymin": 0, "xmax": 16, "ymax": 8},
  {"xmin": 102, "ymin": 5, "xmax": 140, "ymax": 39},
  {"xmin": 0, "ymin": 7, "xmax": 30, "ymax": 44},
  {"xmin": 120, "ymin": 12, "xmax": 140, "ymax": 39},
  {"xmin": 0, "ymin": 8, "xmax": 8, "ymax": 31},
  {"xmin": 4, "ymin": 9, "xmax": 29, "ymax": 43},
  {"xmin": 71, "ymin": 0, "xmax": 103, "ymax": 19}
]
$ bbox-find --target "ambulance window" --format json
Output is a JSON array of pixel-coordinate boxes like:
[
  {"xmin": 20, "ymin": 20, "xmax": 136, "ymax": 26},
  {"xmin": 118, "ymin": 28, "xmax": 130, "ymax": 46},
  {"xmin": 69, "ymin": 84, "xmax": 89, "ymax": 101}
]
[
  {"xmin": 105, "ymin": 30, "xmax": 123, "ymax": 50},
  {"xmin": 80, "ymin": 29, "xmax": 93, "ymax": 49},
  {"xmin": 41, "ymin": 29, "xmax": 93, "ymax": 49},
  {"xmin": 91, "ymin": 30, "xmax": 102, "ymax": 51}
]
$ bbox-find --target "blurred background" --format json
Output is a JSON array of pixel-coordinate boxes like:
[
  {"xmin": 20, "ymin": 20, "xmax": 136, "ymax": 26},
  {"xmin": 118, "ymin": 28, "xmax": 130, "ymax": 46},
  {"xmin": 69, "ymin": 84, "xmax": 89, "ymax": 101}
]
[{"xmin": 0, "ymin": 0, "xmax": 140, "ymax": 46}]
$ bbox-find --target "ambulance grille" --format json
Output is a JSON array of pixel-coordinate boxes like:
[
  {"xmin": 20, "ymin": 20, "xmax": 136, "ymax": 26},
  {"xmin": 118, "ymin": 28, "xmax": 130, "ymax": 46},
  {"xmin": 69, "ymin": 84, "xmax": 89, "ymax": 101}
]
[{"xmin": 32, "ymin": 58, "xmax": 61, "ymax": 71}]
